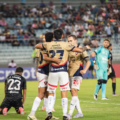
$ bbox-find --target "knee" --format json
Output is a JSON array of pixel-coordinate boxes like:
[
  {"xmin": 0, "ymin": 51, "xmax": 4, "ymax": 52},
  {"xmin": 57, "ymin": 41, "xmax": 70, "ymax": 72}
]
[
  {"xmin": 38, "ymin": 92, "xmax": 45, "ymax": 99},
  {"xmin": 72, "ymin": 96, "xmax": 78, "ymax": 103},
  {"xmin": 112, "ymin": 77, "xmax": 116, "ymax": 83},
  {"xmin": 71, "ymin": 88, "xmax": 78, "ymax": 96}
]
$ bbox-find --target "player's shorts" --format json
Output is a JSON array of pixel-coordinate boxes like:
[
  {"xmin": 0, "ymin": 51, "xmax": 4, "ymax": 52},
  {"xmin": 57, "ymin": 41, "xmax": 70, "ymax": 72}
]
[
  {"xmin": 47, "ymin": 72, "xmax": 70, "ymax": 93},
  {"xmin": 89, "ymin": 66, "xmax": 94, "ymax": 71},
  {"xmin": 96, "ymin": 69, "xmax": 108, "ymax": 80},
  {"xmin": 69, "ymin": 76, "xmax": 82, "ymax": 90},
  {"xmin": 108, "ymin": 66, "xmax": 116, "ymax": 79},
  {"xmin": 37, "ymin": 72, "xmax": 48, "ymax": 88},
  {"xmin": 0, "ymin": 97, "xmax": 23, "ymax": 112}
]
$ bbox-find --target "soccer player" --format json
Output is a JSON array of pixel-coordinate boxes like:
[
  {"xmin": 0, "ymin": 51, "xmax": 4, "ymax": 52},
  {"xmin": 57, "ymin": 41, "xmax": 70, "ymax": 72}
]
[
  {"xmin": 0, "ymin": 67, "xmax": 26, "ymax": 115},
  {"xmin": 91, "ymin": 39, "xmax": 111, "ymax": 100},
  {"xmin": 107, "ymin": 43, "xmax": 119, "ymax": 96},
  {"xmin": 35, "ymin": 29, "xmax": 91, "ymax": 120},
  {"xmin": 28, "ymin": 32, "xmax": 60, "ymax": 120},
  {"xmin": 67, "ymin": 35, "xmax": 91, "ymax": 119}
]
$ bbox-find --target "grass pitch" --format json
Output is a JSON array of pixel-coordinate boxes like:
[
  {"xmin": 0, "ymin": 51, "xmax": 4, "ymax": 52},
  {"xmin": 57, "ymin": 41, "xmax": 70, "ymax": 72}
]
[{"xmin": 0, "ymin": 78, "xmax": 120, "ymax": 120}]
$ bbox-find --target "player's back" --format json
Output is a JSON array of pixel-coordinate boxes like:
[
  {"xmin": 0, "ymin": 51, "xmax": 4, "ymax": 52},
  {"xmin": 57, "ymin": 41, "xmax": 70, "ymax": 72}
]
[
  {"xmin": 36, "ymin": 49, "xmax": 49, "ymax": 75},
  {"xmin": 5, "ymin": 74, "xmax": 26, "ymax": 99},
  {"xmin": 42, "ymin": 40, "xmax": 75, "ymax": 72},
  {"xmin": 68, "ymin": 45, "xmax": 88, "ymax": 77}
]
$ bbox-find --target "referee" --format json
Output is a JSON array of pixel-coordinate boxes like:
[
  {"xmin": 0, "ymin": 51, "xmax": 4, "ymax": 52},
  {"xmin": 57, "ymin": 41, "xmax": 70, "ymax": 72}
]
[{"xmin": 108, "ymin": 43, "xmax": 119, "ymax": 96}]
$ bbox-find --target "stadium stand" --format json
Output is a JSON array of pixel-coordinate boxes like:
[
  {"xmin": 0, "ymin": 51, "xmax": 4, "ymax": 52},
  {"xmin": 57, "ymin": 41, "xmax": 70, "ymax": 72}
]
[{"xmin": 0, "ymin": 0, "xmax": 120, "ymax": 64}]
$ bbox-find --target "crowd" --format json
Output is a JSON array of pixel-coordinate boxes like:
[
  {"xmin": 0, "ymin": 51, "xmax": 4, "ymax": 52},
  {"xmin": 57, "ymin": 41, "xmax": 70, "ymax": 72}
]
[{"xmin": 0, "ymin": 0, "xmax": 120, "ymax": 47}]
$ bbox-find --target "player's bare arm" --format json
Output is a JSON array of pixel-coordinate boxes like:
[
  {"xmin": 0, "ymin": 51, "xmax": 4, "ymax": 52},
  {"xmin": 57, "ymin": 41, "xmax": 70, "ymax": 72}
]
[
  {"xmin": 23, "ymin": 89, "xmax": 26, "ymax": 108},
  {"xmin": 80, "ymin": 57, "xmax": 91, "ymax": 75},
  {"xmin": 72, "ymin": 46, "xmax": 91, "ymax": 53},
  {"xmin": 35, "ymin": 43, "xmax": 43, "ymax": 49},
  {"xmin": 43, "ymin": 54, "xmax": 61, "ymax": 64}
]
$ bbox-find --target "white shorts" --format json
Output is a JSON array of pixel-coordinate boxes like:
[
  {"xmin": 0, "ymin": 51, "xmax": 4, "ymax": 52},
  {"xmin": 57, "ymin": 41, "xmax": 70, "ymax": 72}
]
[
  {"xmin": 47, "ymin": 72, "xmax": 70, "ymax": 93},
  {"xmin": 37, "ymin": 72, "xmax": 48, "ymax": 88},
  {"xmin": 69, "ymin": 76, "xmax": 82, "ymax": 90}
]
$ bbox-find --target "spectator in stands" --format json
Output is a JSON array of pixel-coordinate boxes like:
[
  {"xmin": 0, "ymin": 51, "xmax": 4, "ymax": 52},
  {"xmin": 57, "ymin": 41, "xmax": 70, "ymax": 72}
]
[
  {"xmin": 86, "ymin": 29, "xmax": 94, "ymax": 37},
  {"xmin": 0, "ymin": 33, "xmax": 6, "ymax": 43},
  {"xmin": 14, "ymin": 19, "xmax": 22, "ymax": 27},
  {"xmin": 76, "ymin": 13, "xmax": 81, "ymax": 21},
  {"xmin": 0, "ymin": 17, "xmax": 7, "ymax": 27},
  {"xmin": 6, "ymin": 34, "xmax": 11, "ymax": 43},
  {"xmin": 105, "ymin": 23, "xmax": 112, "ymax": 39},
  {"xmin": 8, "ymin": 60, "xmax": 17, "ymax": 68},
  {"xmin": 3, "ymin": 28, "xmax": 10, "ymax": 36},
  {"xmin": 67, "ymin": 3, "xmax": 73, "ymax": 11},
  {"xmin": 40, "ymin": 0, "xmax": 46, "ymax": 8},
  {"xmin": 83, "ymin": 12, "xmax": 89, "ymax": 22},
  {"xmin": 91, "ymin": 39, "xmax": 99, "ymax": 48},
  {"xmin": 88, "ymin": 23, "xmax": 95, "ymax": 32},
  {"xmin": 83, "ymin": 36, "xmax": 90, "ymax": 46},
  {"xmin": 24, "ymin": 31, "xmax": 29, "ymax": 45},
  {"xmin": 113, "ymin": 24, "xmax": 119, "ymax": 43},
  {"xmin": 58, "ymin": 12, "xmax": 63, "ymax": 20},
  {"xmin": 17, "ymin": 32, "xmax": 24, "ymax": 45}
]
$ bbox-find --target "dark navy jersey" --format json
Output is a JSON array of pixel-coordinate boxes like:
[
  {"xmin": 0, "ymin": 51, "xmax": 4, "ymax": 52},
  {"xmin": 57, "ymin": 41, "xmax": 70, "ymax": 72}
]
[
  {"xmin": 109, "ymin": 51, "xmax": 112, "ymax": 64},
  {"xmin": 5, "ymin": 74, "xmax": 26, "ymax": 100}
]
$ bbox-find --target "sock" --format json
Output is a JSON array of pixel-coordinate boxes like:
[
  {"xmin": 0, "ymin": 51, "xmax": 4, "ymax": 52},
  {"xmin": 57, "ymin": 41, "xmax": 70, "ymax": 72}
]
[
  {"xmin": 44, "ymin": 98, "xmax": 48, "ymax": 113},
  {"xmin": 30, "ymin": 97, "xmax": 41, "ymax": 115},
  {"xmin": 48, "ymin": 95, "xmax": 54, "ymax": 113},
  {"xmin": 87, "ymin": 73, "xmax": 90, "ymax": 78},
  {"xmin": 62, "ymin": 98, "xmax": 68, "ymax": 116},
  {"xmin": 94, "ymin": 83, "xmax": 101, "ymax": 95},
  {"xmin": 112, "ymin": 83, "xmax": 116, "ymax": 95},
  {"xmin": 102, "ymin": 83, "xmax": 107, "ymax": 98},
  {"xmin": 52, "ymin": 93, "xmax": 56, "ymax": 110},
  {"xmin": 75, "ymin": 97, "xmax": 82, "ymax": 114},
  {"xmin": 68, "ymin": 96, "xmax": 77, "ymax": 116}
]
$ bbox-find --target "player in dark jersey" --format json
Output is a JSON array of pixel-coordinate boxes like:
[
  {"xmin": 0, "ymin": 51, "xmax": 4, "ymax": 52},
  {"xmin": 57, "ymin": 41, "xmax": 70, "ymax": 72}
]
[
  {"xmin": 108, "ymin": 44, "xmax": 119, "ymax": 96},
  {"xmin": 0, "ymin": 67, "xmax": 26, "ymax": 115}
]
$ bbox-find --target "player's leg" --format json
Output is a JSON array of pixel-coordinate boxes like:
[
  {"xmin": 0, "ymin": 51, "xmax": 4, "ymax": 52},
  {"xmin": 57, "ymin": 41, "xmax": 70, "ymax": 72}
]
[
  {"xmin": 87, "ymin": 70, "xmax": 90, "ymax": 79},
  {"xmin": 0, "ymin": 97, "xmax": 11, "ymax": 115},
  {"xmin": 101, "ymin": 71, "xmax": 109, "ymax": 100},
  {"xmin": 59, "ymin": 72, "xmax": 70, "ymax": 120},
  {"xmin": 68, "ymin": 76, "xmax": 83, "ymax": 119},
  {"xmin": 14, "ymin": 99, "xmax": 25, "ymax": 115},
  {"xmin": 52, "ymin": 92, "xmax": 56, "ymax": 112},
  {"xmin": 45, "ymin": 72, "xmax": 58, "ymax": 120},
  {"xmin": 94, "ymin": 69, "xmax": 103, "ymax": 100},
  {"xmin": 28, "ymin": 72, "xmax": 48, "ymax": 120}
]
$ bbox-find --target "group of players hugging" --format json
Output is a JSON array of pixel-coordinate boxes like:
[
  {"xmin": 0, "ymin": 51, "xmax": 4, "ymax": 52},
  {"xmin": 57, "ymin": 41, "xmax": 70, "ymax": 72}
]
[{"xmin": 0, "ymin": 28, "xmax": 118, "ymax": 120}]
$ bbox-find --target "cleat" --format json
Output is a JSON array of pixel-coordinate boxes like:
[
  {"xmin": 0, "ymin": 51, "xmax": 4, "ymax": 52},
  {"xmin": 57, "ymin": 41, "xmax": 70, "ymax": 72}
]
[
  {"xmin": 73, "ymin": 113, "xmax": 83, "ymax": 118},
  {"xmin": 19, "ymin": 107, "xmax": 25, "ymax": 114},
  {"xmin": 27, "ymin": 115, "xmax": 38, "ymax": 120},
  {"xmin": 67, "ymin": 114, "xmax": 72, "ymax": 119},
  {"xmin": 42, "ymin": 107, "xmax": 46, "ymax": 111},
  {"xmin": 2, "ymin": 108, "xmax": 8, "ymax": 115},
  {"xmin": 63, "ymin": 116, "xmax": 69, "ymax": 120},
  {"xmin": 94, "ymin": 94, "xmax": 98, "ymax": 100},
  {"xmin": 101, "ymin": 98, "xmax": 110, "ymax": 100},
  {"xmin": 113, "ymin": 94, "xmax": 119, "ymax": 96},
  {"xmin": 45, "ymin": 112, "xmax": 52, "ymax": 120}
]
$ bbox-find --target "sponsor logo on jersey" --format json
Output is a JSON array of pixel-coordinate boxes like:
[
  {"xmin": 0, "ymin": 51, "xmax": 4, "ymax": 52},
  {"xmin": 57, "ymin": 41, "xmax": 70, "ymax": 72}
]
[{"xmin": 51, "ymin": 67, "xmax": 64, "ymax": 71}]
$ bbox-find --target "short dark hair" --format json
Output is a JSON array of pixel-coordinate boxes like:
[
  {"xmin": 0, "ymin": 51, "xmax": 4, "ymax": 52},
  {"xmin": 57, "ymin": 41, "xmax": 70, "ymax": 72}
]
[
  {"xmin": 104, "ymin": 39, "xmax": 110, "ymax": 42},
  {"xmin": 68, "ymin": 35, "xmax": 77, "ymax": 40},
  {"xmin": 45, "ymin": 32, "xmax": 53, "ymax": 42},
  {"xmin": 54, "ymin": 29, "xmax": 63, "ymax": 40},
  {"xmin": 15, "ymin": 67, "xmax": 23, "ymax": 73},
  {"xmin": 107, "ymin": 43, "xmax": 112, "ymax": 48}
]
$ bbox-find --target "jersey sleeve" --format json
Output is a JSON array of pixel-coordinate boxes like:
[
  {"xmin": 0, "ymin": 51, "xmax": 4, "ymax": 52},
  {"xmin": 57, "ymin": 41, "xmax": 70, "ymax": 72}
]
[
  {"xmin": 108, "ymin": 51, "xmax": 110, "ymax": 59},
  {"xmin": 36, "ymin": 49, "xmax": 39, "ymax": 58},
  {"xmin": 42, "ymin": 43, "xmax": 47, "ymax": 50},
  {"xmin": 94, "ymin": 47, "xmax": 102, "ymax": 54},
  {"xmin": 65, "ymin": 43, "xmax": 75, "ymax": 51},
  {"xmin": 82, "ymin": 51, "xmax": 89, "ymax": 59}
]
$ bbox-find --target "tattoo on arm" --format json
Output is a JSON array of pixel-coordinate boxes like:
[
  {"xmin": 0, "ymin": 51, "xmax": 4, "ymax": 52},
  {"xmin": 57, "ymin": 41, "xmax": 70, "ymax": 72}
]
[{"xmin": 35, "ymin": 57, "xmax": 39, "ymax": 73}]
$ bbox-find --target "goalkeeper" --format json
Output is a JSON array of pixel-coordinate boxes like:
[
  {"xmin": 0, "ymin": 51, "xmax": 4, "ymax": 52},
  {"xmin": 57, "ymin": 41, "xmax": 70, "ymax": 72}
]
[{"xmin": 91, "ymin": 39, "xmax": 111, "ymax": 100}]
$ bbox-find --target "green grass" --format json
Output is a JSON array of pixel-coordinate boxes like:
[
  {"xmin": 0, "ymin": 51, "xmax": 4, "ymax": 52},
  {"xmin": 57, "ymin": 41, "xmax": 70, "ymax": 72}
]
[{"xmin": 0, "ymin": 79, "xmax": 120, "ymax": 120}]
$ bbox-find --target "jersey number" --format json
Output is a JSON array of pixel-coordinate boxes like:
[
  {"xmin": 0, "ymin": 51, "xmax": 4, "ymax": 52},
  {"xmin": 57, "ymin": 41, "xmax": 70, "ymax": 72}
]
[
  {"xmin": 39, "ymin": 52, "xmax": 43, "ymax": 64},
  {"xmin": 49, "ymin": 50, "xmax": 64, "ymax": 59},
  {"xmin": 8, "ymin": 79, "xmax": 21, "ymax": 90}
]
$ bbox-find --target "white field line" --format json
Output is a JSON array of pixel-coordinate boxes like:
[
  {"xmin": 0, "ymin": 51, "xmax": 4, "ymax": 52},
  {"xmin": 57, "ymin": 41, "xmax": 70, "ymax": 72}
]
[{"xmin": 26, "ymin": 97, "xmax": 120, "ymax": 106}]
